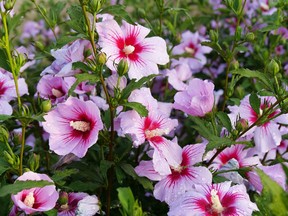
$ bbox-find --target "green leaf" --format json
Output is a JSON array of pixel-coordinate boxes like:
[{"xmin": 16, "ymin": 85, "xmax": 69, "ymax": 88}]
[
  {"xmin": 205, "ymin": 137, "xmax": 235, "ymax": 152},
  {"xmin": 51, "ymin": 168, "xmax": 78, "ymax": 183},
  {"xmin": 216, "ymin": 111, "xmax": 232, "ymax": 132},
  {"xmin": 0, "ymin": 158, "xmax": 10, "ymax": 176},
  {"xmin": 231, "ymin": 69, "xmax": 273, "ymax": 90},
  {"xmin": 121, "ymin": 74, "xmax": 157, "ymax": 100},
  {"xmin": 123, "ymin": 102, "xmax": 148, "ymax": 117},
  {"xmin": 117, "ymin": 187, "xmax": 135, "ymax": 215},
  {"xmin": 100, "ymin": 5, "xmax": 134, "ymax": 24},
  {"xmin": 254, "ymin": 169, "xmax": 288, "ymax": 215},
  {"xmin": 258, "ymin": 25, "xmax": 281, "ymax": 32},
  {"xmin": 68, "ymin": 181, "xmax": 100, "ymax": 192},
  {"xmin": 0, "ymin": 180, "xmax": 53, "ymax": 197},
  {"xmin": 189, "ymin": 116, "xmax": 214, "ymax": 140},
  {"xmin": 249, "ymin": 93, "xmax": 261, "ymax": 115},
  {"xmin": 66, "ymin": 5, "xmax": 86, "ymax": 34},
  {"xmin": 0, "ymin": 49, "xmax": 10, "ymax": 71},
  {"xmin": 120, "ymin": 163, "xmax": 153, "ymax": 190},
  {"xmin": 100, "ymin": 160, "xmax": 114, "ymax": 182},
  {"xmin": 45, "ymin": 209, "xmax": 58, "ymax": 216},
  {"xmin": 201, "ymin": 41, "xmax": 226, "ymax": 60},
  {"xmin": 0, "ymin": 115, "xmax": 13, "ymax": 121},
  {"xmin": 72, "ymin": 61, "xmax": 93, "ymax": 72},
  {"xmin": 68, "ymin": 73, "xmax": 99, "ymax": 96}
]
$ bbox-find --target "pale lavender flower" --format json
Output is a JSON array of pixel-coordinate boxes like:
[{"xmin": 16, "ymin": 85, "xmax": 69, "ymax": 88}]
[
  {"xmin": 76, "ymin": 195, "xmax": 100, "ymax": 216},
  {"xmin": 41, "ymin": 40, "xmax": 90, "ymax": 77},
  {"xmin": 173, "ymin": 78, "xmax": 215, "ymax": 117},
  {"xmin": 172, "ymin": 31, "xmax": 212, "ymax": 72}
]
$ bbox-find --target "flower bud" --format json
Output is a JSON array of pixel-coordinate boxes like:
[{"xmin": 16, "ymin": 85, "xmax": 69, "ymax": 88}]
[
  {"xmin": 245, "ymin": 32, "xmax": 255, "ymax": 42},
  {"xmin": 35, "ymin": 41, "xmax": 45, "ymax": 51},
  {"xmin": 235, "ymin": 26, "xmax": 242, "ymax": 41},
  {"xmin": 236, "ymin": 118, "xmax": 249, "ymax": 132},
  {"xmin": 268, "ymin": 59, "xmax": 280, "ymax": 75},
  {"xmin": 28, "ymin": 153, "xmax": 40, "ymax": 171},
  {"xmin": 3, "ymin": 150, "xmax": 14, "ymax": 165},
  {"xmin": 58, "ymin": 191, "xmax": 69, "ymax": 206},
  {"xmin": 96, "ymin": 52, "xmax": 106, "ymax": 65},
  {"xmin": 88, "ymin": 0, "xmax": 102, "ymax": 13},
  {"xmin": 4, "ymin": 2, "xmax": 13, "ymax": 11},
  {"xmin": 41, "ymin": 100, "xmax": 52, "ymax": 112},
  {"xmin": 230, "ymin": 60, "xmax": 239, "ymax": 70},
  {"xmin": 209, "ymin": 29, "xmax": 218, "ymax": 42},
  {"xmin": 137, "ymin": 8, "xmax": 146, "ymax": 18},
  {"xmin": 117, "ymin": 59, "xmax": 129, "ymax": 76}
]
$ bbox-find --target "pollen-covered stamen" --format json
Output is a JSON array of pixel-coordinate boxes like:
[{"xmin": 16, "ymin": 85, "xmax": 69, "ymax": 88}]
[
  {"xmin": 211, "ymin": 189, "xmax": 224, "ymax": 214},
  {"xmin": 60, "ymin": 203, "xmax": 69, "ymax": 211},
  {"xmin": 70, "ymin": 120, "xmax": 91, "ymax": 132},
  {"xmin": 145, "ymin": 128, "xmax": 169, "ymax": 139},
  {"xmin": 123, "ymin": 45, "xmax": 135, "ymax": 55},
  {"xmin": 24, "ymin": 191, "xmax": 35, "ymax": 208},
  {"xmin": 52, "ymin": 88, "xmax": 64, "ymax": 98},
  {"xmin": 184, "ymin": 46, "xmax": 195, "ymax": 55}
]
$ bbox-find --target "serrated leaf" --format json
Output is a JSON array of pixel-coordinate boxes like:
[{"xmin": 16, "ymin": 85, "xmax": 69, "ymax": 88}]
[
  {"xmin": 231, "ymin": 69, "xmax": 273, "ymax": 90},
  {"xmin": 121, "ymin": 74, "xmax": 157, "ymax": 100},
  {"xmin": 0, "ymin": 115, "xmax": 13, "ymax": 121},
  {"xmin": 68, "ymin": 181, "xmax": 100, "ymax": 192},
  {"xmin": 216, "ymin": 111, "xmax": 232, "ymax": 132},
  {"xmin": 68, "ymin": 73, "xmax": 99, "ymax": 96},
  {"xmin": 189, "ymin": 116, "xmax": 215, "ymax": 139},
  {"xmin": 66, "ymin": 5, "xmax": 86, "ymax": 34},
  {"xmin": 0, "ymin": 180, "xmax": 53, "ymax": 197},
  {"xmin": 120, "ymin": 163, "xmax": 153, "ymax": 190},
  {"xmin": 51, "ymin": 168, "xmax": 78, "ymax": 183},
  {"xmin": 100, "ymin": 5, "xmax": 134, "ymax": 24},
  {"xmin": 258, "ymin": 25, "xmax": 281, "ymax": 32},
  {"xmin": 72, "ymin": 61, "xmax": 92, "ymax": 72},
  {"xmin": 206, "ymin": 137, "xmax": 235, "ymax": 152},
  {"xmin": 249, "ymin": 93, "xmax": 261, "ymax": 115},
  {"xmin": 123, "ymin": 102, "xmax": 148, "ymax": 117}
]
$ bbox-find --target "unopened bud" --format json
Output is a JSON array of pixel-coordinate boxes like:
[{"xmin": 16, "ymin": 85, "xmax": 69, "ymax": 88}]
[
  {"xmin": 28, "ymin": 153, "xmax": 40, "ymax": 171},
  {"xmin": 41, "ymin": 100, "xmax": 52, "ymax": 112},
  {"xmin": 137, "ymin": 8, "xmax": 146, "ymax": 18},
  {"xmin": 117, "ymin": 59, "xmax": 129, "ymax": 76},
  {"xmin": 209, "ymin": 29, "xmax": 218, "ymax": 42},
  {"xmin": 4, "ymin": 2, "xmax": 13, "ymax": 11},
  {"xmin": 268, "ymin": 59, "xmax": 280, "ymax": 75},
  {"xmin": 236, "ymin": 118, "xmax": 249, "ymax": 132},
  {"xmin": 3, "ymin": 151, "xmax": 14, "ymax": 165},
  {"xmin": 58, "ymin": 191, "xmax": 69, "ymax": 205},
  {"xmin": 35, "ymin": 41, "xmax": 45, "ymax": 51},
  {"xmin": 245, "ymin": 32, "xmax": 255, "ymax": 42},
  {"xmin": 235, "ymin": 26, "xmax": 242, "ymax": 41},
  {"xmin": 96, "ymin": 52, "xmax": 106, "ymax": 65},
  {"xmin": 230, "ymin": 60, "xmax": 239, "ymax": 70},
  {"xmin": 89, "ymin": 0, "xmax": 102, "ymax": 13}
]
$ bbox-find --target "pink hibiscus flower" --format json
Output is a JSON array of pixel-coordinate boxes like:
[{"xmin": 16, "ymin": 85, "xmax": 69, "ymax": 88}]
[
  {"xmin": 173, "ymin": 78, "xmax": 215, "ymax": 117},
  {"xmin": 42, "ymin": 97, "xmax": 103, "ymax": 158},
  {"xmin": 10, "ymin": 171, "xmax": 59, "ymax": 215},
  {"xmin": 228, "ymin": 95, "xmax": 288, "ymax": 153},
  {"xmin": 168, "ymin": 181, "xmax": 258, "ymax": 216},
  {"xmin": 96, "ymin": 19, "xmax": 169, "ymax": 80},
  {"xmin": 136, "ymin": 143, "xmax": 212, "ymax": 204},
  {"xmin": 118, "ymin": 88, "xmax": 180, "ymax": 173}
]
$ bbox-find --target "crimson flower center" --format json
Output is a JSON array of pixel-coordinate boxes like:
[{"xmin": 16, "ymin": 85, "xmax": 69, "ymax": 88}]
[{"xmin": 70, "ymin": 120, "xmax": 91, "ymax": 132}]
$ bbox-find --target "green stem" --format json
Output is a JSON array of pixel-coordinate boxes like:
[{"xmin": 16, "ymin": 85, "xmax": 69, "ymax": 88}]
[
  {"xmin": 19, "ymin": 125, "xmax": 26, "ymax": 175},
  {"xmin": 81, "ymin": 4, "xmax": 115, "ymax": 216},
  {"xmin": 1, "ymin": 12, "xmax": 22, "ymax": 110}
]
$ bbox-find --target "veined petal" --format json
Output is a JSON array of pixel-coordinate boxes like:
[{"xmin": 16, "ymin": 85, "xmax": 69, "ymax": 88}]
[{"xmin": 135, "ymin": 160, "xmax": 163, "ymax": 181}]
